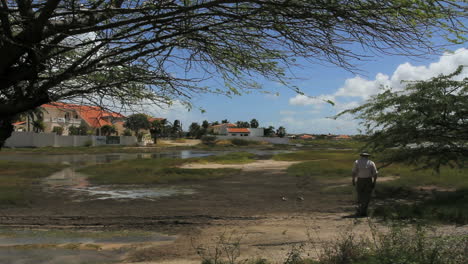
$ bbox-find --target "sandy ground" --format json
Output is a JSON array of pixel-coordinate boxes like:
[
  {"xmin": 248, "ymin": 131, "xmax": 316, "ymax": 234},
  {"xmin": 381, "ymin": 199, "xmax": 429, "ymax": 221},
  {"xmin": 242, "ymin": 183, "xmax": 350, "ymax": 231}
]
[
  {"xmin": 158, "ymin": 139, "xmax": 202, "ymax": 146},
  {"xmin": 0, "ymin": 159, "xmax": 466, "ymax": 264}
]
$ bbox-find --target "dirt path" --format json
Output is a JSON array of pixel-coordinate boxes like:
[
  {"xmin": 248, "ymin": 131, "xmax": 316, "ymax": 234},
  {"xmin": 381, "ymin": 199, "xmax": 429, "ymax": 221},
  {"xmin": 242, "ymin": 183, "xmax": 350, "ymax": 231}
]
[{"xmin": 0, "ymin": 158, "xmax": 465, "ymax": 264}]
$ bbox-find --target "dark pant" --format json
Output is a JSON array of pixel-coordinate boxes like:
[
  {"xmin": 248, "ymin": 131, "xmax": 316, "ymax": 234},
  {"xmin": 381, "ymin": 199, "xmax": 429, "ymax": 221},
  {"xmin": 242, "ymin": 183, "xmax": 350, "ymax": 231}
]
[{"xmin": 356, "ymin": 178, "xmax": 373, "ymax": 216}]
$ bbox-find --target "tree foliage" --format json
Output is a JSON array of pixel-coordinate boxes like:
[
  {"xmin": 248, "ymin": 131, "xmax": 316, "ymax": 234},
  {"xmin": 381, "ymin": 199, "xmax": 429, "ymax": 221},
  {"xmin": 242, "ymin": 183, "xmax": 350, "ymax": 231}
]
[
  {"xmin": 149, "ymin": 119, "xmax": 165, "ymax": 144},
  {"xmin": 0, "ymin": 0, "xmax": 466, "ymax": 146},
  {"xmin": 188, "ymin": 122, "xmax": 201, "ymax": 138},
  {"xmin": 276, "ymin": 126, "xmax": 286, "ymax": 138},
  {"xmin": 52, "ymin": 126, "xmax": 63, "ymax": 135},
  {"xmin": 100, "ymin": 124, "xmax": 116, "ymax": 136},
  {"xmin": 171, "ymin": 119, "xmax": 182, "ymax": 138},
  {"xmin": 124, "ymin": 113, "xmax": 150, "ymax": 141},
  {"xmin": 264, "ymin": 126, "xmax": 275, "ymax": 137},
  {"xmin": 338, "ymin": 66, "xmax": 468, "ymax": 171},
  {"xmin": 250, "ymin": 119, "xmax": 259, "ymax": 128},
  {"xmin": 236, "ymin": 121, "xmax": 250, "ymax": 128}
]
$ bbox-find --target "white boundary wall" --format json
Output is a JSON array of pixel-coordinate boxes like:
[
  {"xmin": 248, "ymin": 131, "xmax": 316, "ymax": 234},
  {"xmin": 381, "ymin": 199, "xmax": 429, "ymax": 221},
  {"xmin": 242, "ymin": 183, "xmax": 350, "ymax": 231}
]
[
  {"xmin": 216, "ymin": 135, "xmax": 289, "ymax": 144},
  {"xmin": 5, "ymin": 132, "xmax": 137, "ymax": 148}
]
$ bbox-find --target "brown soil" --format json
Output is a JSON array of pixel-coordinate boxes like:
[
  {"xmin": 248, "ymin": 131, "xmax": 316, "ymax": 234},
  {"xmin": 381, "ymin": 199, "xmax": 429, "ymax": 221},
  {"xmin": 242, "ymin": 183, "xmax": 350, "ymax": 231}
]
[{"xmin": 0, "ymin": 160, "xmax": 464, "ymax": 264}]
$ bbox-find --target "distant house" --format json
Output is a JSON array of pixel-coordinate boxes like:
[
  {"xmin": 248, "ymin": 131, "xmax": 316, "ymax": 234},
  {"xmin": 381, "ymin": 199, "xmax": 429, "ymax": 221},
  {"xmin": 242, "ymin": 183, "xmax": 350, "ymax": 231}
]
[
  {"xmin": 334, "ymin": 135, "xmax": 351, "ymax": 140},
  {"xmin": 210, "ymin": 123, "xmax": 237, "ymax": 135},
  {"xmin": 227, "ymin": 128, "xmax": 250, "ymax": 137},
  {"xmin": 12, "ymin": 121, "xmax": 27, "ymax": 132},
  {"xmin": 15, "ymin": 102, "xmax": 126, "ymax": 136},
  {"xmin": 299, "ymin": 134, "xmax": 315, "ymax": 140}
]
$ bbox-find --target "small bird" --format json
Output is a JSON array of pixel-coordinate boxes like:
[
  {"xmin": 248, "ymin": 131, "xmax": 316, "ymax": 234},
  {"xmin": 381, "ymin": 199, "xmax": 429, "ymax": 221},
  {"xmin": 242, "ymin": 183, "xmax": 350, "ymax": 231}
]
[
  {"xmin": 296, "ymin": 196, "xmax": 304, "ymax": 201},
  {"xmin": 281, "ymin": 196, "xmax": 287, "ymax": 201}
]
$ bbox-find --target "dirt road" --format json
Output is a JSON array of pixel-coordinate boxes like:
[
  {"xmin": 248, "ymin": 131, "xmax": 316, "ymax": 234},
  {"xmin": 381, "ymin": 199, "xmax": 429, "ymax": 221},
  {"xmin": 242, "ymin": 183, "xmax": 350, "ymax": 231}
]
[{"xmin": 1, "ymin": 159, "xmax": 464, "ymax": 264}]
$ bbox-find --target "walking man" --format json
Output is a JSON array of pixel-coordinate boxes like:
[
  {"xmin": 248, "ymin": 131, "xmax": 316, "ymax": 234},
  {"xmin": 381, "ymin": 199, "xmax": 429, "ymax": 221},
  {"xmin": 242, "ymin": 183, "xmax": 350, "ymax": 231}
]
[{"xmin": 352, "ymin": 152, "xmax": 378, "ymax": 217}]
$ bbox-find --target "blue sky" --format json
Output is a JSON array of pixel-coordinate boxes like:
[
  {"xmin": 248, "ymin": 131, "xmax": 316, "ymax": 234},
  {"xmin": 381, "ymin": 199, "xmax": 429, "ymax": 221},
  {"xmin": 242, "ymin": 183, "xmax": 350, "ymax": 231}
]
[{"xmin": 144, "ymin": 47, "xmax": 467, "ymax": 135}]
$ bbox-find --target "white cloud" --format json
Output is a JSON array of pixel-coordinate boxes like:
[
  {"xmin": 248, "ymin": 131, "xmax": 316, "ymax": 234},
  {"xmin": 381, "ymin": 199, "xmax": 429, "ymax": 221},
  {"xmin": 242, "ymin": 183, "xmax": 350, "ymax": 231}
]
[
  {"xmin": 280, "ymin": 116, "xmax": 360, "ymax": 135},
  {"xmin": 285, "ymin": 48, "xmax": 468, "ymax": 134},
  {"xmin": 290, "ymin": 48, "xmax": 468, "ymax": 107},
  {"xmin": 335, "ymin": 48, "xmax": 468, "ymax": 100},
  {"xmin": 289, "ymin": 94, "xmax": 335, "ymax": 108}
]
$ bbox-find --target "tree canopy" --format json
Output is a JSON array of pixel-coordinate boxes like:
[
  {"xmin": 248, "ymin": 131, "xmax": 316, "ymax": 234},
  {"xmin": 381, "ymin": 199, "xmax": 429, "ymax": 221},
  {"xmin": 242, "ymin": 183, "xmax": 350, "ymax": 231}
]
[
  {"xmin": 250, "ymin": 119, "xmax": 259, "ymax": 128},
  {"xmin": 124, "ymin": 113, "xmax": 150, "ymax": 141},
  {"xmin": 338, "ymin": 67, "xmax": 468, "ymax": 171},
  {"xmin": 0, "ymin": 0, "xmax": 466, "ymax": 146}
]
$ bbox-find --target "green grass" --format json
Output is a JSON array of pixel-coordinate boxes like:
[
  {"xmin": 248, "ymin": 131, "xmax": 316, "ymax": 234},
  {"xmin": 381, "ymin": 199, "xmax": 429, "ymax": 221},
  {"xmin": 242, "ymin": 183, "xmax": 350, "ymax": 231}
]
[
  {"xmin": 189, "ymin": 151, "xmax": 256, "ymax": 164},
  {"xmin": 378, "ymin": 164, "xmax": 468, "ymax": 189},
  {"xmin": 373, "ymin": 189, "xmax": 468, "ymax": 224},
  {"xmin": 0, "ymin": 160, "xmax": 67, "ymax": 206},
  {"xmin": 273, "ymin": 150, "xmax": 356, "ymax": 162},
  {"xmin": 290, "ymin": 139, "xmax": 365, "ymax": 149},
  {"xmin": 78, "ymin": 154, "xmax": 248, "ymax": 184},
  {"xmin": 197, "ymin": 223, "xmax": 467, "ymax": 264},
  {"xmin": 275, "ymin": 149, "xmax": 468, "ymax": 224}
]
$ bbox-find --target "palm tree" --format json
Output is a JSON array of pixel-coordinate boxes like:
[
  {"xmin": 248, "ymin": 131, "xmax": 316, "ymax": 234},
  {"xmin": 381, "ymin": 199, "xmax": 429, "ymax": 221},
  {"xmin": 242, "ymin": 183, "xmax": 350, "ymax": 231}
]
[{"xmin": 150, "ymin": 120, "xmax": 164, "ymax": 144}]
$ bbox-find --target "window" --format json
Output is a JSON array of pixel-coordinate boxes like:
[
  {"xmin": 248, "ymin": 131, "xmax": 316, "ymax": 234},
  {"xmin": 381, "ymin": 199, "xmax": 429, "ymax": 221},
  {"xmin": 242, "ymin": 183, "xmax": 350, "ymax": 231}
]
[{"xmin": 65, "ymin": 113, "xmax": 70, "ymax": 120}]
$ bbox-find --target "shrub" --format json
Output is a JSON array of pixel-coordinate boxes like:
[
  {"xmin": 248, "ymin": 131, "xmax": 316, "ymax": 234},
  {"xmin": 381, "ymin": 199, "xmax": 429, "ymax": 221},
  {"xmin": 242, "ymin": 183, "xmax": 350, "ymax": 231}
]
[
  {"xmin": 83, "ymin": 140, "xmax": 92, "ymax": 147},
  {"xmin": 123, "ymin": 129, "xmax": 133, "ymax": 136},
  {"xmin": 52, "ymin": 126, "xmax": 63, "ymax": 135},
  {"xmin": 201, "ymin": 135, "xmax": 217, "ymax": 145}
]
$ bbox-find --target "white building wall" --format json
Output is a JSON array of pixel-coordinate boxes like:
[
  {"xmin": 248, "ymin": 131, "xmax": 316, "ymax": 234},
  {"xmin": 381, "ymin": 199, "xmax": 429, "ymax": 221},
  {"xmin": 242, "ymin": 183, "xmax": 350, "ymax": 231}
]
[
  {"xmin": 248, "ymin": 128, "xmax": 264, "ymax": 137},
  {"xmin": 216, "ymin": 136, "xmax": 289, "ymax": 144},
  {"xmin": 4, "ymin": 132, "xmax": 137, "ymax": 148}
]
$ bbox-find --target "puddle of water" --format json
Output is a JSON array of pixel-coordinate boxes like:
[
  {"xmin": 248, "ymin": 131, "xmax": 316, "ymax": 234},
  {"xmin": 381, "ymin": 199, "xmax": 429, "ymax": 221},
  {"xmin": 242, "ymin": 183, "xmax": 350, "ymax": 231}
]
[
  {"xmin": 69, "ymin": 186, "xmax": 196, "ymax": 201},
  {"xmin": 0, "ymin": 248, "xmax": 122, "ymax": 264},
  {"xmin": 0, "ymin": 229, "xmax": 175, "ymax": 246},
  {"xmin": 0, "ymin": 150, "xmax": 214, "ymax": 166},
  {"xmin": 43, "ymin": 168, "xmax": 195, "ymax": 201},
  {"xmin": 0, "ymin": 229, "xmax": 176, "ymax": 264}
]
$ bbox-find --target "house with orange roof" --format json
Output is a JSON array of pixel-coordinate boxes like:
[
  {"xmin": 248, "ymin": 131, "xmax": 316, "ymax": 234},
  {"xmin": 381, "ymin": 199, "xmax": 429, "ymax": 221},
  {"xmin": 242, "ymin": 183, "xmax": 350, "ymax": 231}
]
[
  {"xmin": 334, "ymin": 134, "xmax": 351, "ymax": 140},
  {"xmin": 18, "ymin": 102, "xmax": 127, "ymax": 136},
  {"xmin": 210, "ymin": 123, "xmax": 237, "ymax": 135},
  {"xmin": 226, "ymin": 127, "xmax": 250, "ymax": 137},
  {"xmin": 299, "ymin": 134, "xmax": 315, "ymax": 140}
]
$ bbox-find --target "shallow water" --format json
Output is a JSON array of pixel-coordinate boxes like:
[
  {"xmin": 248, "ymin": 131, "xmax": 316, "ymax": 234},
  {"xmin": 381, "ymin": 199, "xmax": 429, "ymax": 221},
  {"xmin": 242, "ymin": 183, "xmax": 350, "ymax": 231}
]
[
  {"xmin": 0, "ymin": 150, "xmax": 214, "ymax": 166},
  {"xmin": 0, "ymin": 229, "xmax": 175, "ymax": 245},
  {"xmin": 4, "ymin": 149, "xmax": 290, "ymax": 201},
  {"xmin": 43, "ymin": 168, "xmax": 196, "ymax": 201},
  {"xmin": 0, "ymin": 229, "xmax": 175, "ymax": 264}
]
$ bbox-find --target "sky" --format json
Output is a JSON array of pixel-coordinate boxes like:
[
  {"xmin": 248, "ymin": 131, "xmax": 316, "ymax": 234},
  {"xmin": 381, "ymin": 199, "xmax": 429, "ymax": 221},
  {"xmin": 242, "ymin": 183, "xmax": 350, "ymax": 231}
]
[{"xmin": 140, "ymin": 47, "xmax": 468, "ymax": 135}]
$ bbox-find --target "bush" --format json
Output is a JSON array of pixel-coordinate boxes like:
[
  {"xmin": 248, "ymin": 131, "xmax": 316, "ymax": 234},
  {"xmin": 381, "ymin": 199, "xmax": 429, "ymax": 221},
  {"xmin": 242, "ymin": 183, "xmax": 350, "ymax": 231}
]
[
  {"xmin": 315, "ymin": 223, "xmax": 468, "ymax": 264},
  {"xmin": 52, "ymin": 126, "xmax": 63, "ymax": 135},
  {"xmin": 83, "ymin": 140, "xmax": 92, "ymax": 147},
  {"xmin": 201, "ymin": 135, "xmax": 217, "ymax": 145},
  {"xmin": 123, "ymin": 129, "xmax": 133, "ymax": 136}
]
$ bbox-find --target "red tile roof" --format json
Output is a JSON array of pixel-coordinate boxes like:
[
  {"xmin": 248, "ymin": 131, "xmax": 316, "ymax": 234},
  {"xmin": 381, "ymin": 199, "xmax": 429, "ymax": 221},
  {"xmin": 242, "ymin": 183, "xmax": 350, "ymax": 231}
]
[
  {"xmin": 227, "ymin": 128, "xmax": 250, "ymax": 133},
  {"xmin": 12, "ymin": 121, "xmax": 26, "ymax": 126},
  {"xmin": 299, "ymin": 135, "xmax": 315, "ymax": 139},
  {"xmin": 41, "ymin": 102, "xmax": 125, "ymax": 128}
]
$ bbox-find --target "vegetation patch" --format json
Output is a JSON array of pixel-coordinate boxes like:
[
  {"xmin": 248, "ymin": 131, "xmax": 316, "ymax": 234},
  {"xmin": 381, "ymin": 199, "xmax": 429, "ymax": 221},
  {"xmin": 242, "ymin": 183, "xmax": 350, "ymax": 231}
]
[
  {"xmin": 189, "ymin": 152, "xmax": 256, "ymax": 164},
  {"xmin": 373, "ymin": 189, "xmax": 468, "ymax": 225},
  {"xmin": 196, "ymin": 224, "xmax": 467, "ymax": 264},
  {"xmin": 78, "ymin": 157, "xmax": 240, "ymax": 185},
  {"xmin": 290, "ymin": 139, "xmax": 364, "ymax": 149},
  {"xmin": 0, "ymin": 161, "xmax": 67, "ymax": 206},
  {"xmin": 273, "ymin": 150, "xmax": 356, "ymax": 162}
]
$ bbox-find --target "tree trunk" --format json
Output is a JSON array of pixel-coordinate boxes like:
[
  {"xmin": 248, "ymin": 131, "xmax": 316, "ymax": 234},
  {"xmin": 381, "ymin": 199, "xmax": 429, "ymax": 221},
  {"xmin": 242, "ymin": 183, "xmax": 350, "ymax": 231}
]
[
  {"xmin": 0, "ymin": 117, "xmax": 13, "ymax": 149},
  {"xmin": 153, "ymin": 135, "xmax": 157, "ymax": 144}
]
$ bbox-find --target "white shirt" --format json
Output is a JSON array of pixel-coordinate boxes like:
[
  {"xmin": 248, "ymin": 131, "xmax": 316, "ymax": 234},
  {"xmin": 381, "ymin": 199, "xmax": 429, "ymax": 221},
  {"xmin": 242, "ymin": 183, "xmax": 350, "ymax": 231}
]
[{"xmin": 352, "ymin": 158, "xmax": 378, "ymax": 178}]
